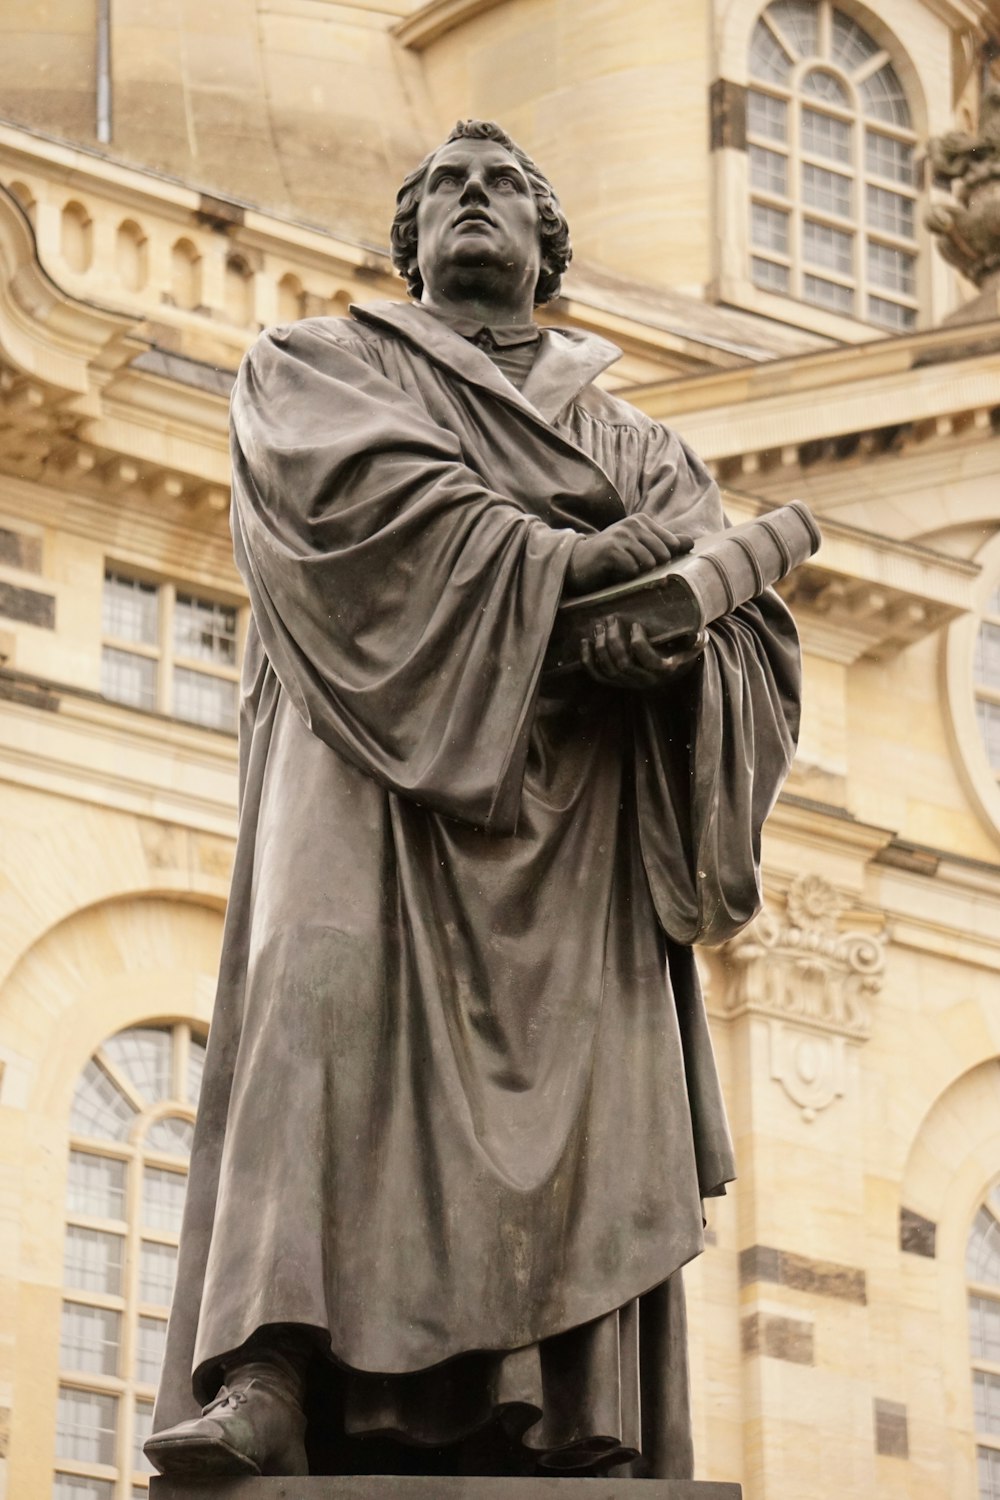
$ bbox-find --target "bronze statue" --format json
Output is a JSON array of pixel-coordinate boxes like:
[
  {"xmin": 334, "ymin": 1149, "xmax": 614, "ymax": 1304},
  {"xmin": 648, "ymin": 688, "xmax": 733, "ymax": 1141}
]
[{"xmin": 146, "ymin": 120, "xmax": 801, "ymax": 1482}]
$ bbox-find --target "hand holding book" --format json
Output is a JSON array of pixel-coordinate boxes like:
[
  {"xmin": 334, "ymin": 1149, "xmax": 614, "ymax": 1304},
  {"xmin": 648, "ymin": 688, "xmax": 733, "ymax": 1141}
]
[
  {"xmin": 548, "ymin": 501, "xmax": 821, "ymax": 682},
  {"xmin": 565, "ymin": 514, "xmax": 697, "ymax": 595}
]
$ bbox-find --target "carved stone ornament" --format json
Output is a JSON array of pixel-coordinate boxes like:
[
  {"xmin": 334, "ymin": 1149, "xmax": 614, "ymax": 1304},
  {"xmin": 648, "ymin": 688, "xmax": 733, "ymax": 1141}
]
[
  {"xmin": 721, "ymin": 874, "xmax": 886, "ymax": 1121},
  {"xmin": 926, "ymin": 82, "xmax": 1000, "ymax": 287}
]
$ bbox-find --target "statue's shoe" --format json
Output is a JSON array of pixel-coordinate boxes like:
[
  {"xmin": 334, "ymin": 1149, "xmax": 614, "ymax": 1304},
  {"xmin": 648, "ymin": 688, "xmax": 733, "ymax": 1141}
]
[{"xmin": 143, "ymin": 1376, "xmax": 308, "ymax": 1478}]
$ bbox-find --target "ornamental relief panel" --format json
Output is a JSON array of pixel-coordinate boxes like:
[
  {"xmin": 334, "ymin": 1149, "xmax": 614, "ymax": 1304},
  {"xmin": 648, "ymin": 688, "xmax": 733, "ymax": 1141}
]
[{"xmin": 720, "ymin": 873, "xmax": 887, "ymax": 1121}]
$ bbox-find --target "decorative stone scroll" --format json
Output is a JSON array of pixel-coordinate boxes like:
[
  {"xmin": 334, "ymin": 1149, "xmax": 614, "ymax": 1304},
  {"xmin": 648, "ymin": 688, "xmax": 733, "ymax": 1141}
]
[
  {"xmin": 721, "ymin": 874, "xmax": 886, "ymax": 1121},
  {"xmin": 926, "ymin": 82, "xmax": 1000, "ymax": 289}
]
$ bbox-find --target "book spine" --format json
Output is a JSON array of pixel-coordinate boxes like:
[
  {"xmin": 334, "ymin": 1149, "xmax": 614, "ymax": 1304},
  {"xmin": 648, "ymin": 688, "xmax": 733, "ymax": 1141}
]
[{"xmin": 682, "ymin": 504, "xmax": 817, "ymax": 628}]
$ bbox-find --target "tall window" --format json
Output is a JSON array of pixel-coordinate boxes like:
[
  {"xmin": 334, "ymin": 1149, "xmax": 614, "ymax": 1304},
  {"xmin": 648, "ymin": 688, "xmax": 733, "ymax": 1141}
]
[
  {"xmin": 747, "ymin": 0, "xmax": 918, "ymax": 330},
  {"xmin": 968, "ymin": 1184, "xmax": 1000, "ymax": 1498},
  {"xmin": 56, "ymin": 1024, "xmax": 206, "ymax": 1499},
  {"xmin": 974, "ymin": 584, "xmax": 1000, "ymax": 777},
  {"xmin": 101, "ymin": 570, "xmax": 242, "ymax": 733}
]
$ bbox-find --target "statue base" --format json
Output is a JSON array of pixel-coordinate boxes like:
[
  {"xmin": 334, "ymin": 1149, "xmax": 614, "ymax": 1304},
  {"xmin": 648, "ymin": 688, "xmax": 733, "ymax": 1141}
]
[{"xmin": 150, "ymin": 1478, "xmax": 741, "ymax": 1499}]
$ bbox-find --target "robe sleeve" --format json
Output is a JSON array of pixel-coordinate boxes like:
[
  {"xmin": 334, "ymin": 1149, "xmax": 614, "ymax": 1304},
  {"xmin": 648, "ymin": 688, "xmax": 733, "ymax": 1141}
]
[
  {"xmin": 629, "ymin": 422, "xmax": 801, "ymax": 946},
  {"xmin": 229, "ymin": 320, "xmax": 578, "ymax": 833}
]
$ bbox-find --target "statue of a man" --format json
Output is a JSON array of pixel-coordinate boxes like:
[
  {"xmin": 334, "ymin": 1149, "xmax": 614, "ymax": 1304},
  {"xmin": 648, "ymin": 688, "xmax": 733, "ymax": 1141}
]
[{"xmin": 146, "ymin": 119, "xmax": 800, "ymax": 1482}]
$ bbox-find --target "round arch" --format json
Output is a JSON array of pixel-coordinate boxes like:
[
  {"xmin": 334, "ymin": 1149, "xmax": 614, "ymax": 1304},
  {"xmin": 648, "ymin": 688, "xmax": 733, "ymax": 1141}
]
[{"xmin": 898, "ymin": 1060, "xmax": 1000, "ymax": 1500}]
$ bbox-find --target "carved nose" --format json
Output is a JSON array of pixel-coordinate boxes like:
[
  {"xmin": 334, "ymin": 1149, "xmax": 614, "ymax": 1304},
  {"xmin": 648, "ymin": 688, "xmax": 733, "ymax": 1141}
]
[{"xmin": 460, "ymin": 177, "xmax": 489, "ymax": 203}]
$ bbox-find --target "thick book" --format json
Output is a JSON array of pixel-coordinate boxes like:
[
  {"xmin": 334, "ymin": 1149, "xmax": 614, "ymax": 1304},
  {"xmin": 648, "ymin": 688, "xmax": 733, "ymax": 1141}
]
[{"xmin": 543, "ymin": 499, "xmax": 820, "ymax": 677}]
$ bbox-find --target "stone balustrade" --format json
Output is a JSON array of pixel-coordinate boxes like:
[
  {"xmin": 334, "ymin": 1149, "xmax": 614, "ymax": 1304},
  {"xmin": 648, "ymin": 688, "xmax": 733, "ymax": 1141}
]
[{"xmin": 0, "ymin": 125, "xmax": 402, "ymax": 367}]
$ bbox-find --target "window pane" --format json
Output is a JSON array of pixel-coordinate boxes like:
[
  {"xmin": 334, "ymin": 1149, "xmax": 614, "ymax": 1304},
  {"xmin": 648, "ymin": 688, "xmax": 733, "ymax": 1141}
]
[
  {"xmin": 139, "ymin": 1240, "xmax": 178, "ymax": 1306},
  {"xmin": 861, "ymin": 63, "xmax": 911, "ymax": 126},
  {"xmin": 67, "ymin": 1151, "xmax": 126, "ymax": 1220},
  {"xmin": 751, "ymin": 256, "xmax": 791, "ymax": 293},
  {"xmin": 60, "ymin": 1302, "xmax": 120, "ymax": 1376},
  {"xmin": 70, "ymin": 1060, "xmax": 137, "ymax": 1142},
  {"xmin": 831, "ymin": 10, "xmax": 880, "ymax": 71},
  {"xmin": 103, "ymin": 571, "xmax": 158, "ymax": 645},
  {"xmin": 747, "ymin": 89, "xmax": 788, "ymax": 143},
  {"xmin": 801, "ymin": 69, "xmax": 849, "ymax": 105},
  {"xmin": 975, "ymin": 622, "xmax": 1000, "ymax": 689},
  {"xmin": 970, "ymin": 1207, "xmax": 1000, "ymax": 1282},
  {"xmin": 803, "ymin": 162, "xmax": 852, "ymax": 216},
  {"xmin": 976, "ymin": 1370, "xmax": 1000, "ymax": 1435},
  {"xmin": 970, "ymin": 1295, "xmax": 1000, "ymax": 1363},
  {"xmin": 173, "ymin": 668, "xmax": 238, "ymax": 732},
  {"xmin": 976, "ymin": 701, "xmax": 1000, "ymax": 773},
  {"xmin": 750, "ymin": 144, "xmax": 788, "ymax": 196},
  {"xmin": 101, "ymin": 647, "xmax": 157, "ymax": 712},
  {"xmin": 64, "ymin": 1226, "xmax": 124, "ymax": 1296},
  {"xmin": 867, "ymin": 241, "xmax": 915, "ymax": 294},
  {"xmin": 136, "ymin": 1316, "xmax": 167, "ymax": 1385},
  {"xmin": 749, "ymin": 18, "xmax": 792, "ymax": 83},
  {"xmin": 54, "ymin": 1478, "xmax": 115, "ymax": 1500},
  {"xmin": 102, "ymin": 1029, "xmax": 172, "ymax": 1106},
  {"xmin": 866, "ymin": 130, "xmax": 915, "ymax": 185},
  {"xmin": 174, "ymin": 593, "xmax": 238, "ymax": 667},
  {"xmin": 134, "ymin": 1400, "xmax": 156, "ymax": 1475},
  {"xmin": 766, "ymin": 0, "xmax": 817, "ymax": 60},
  {"xmin": 187, "ymin": 1039, "xmax": 206, "ymax": 1107},
  {"xmin": 142, "ymin": 1166, "xmax": 187, "ymax": 1233},
  {"xmin": 801, "ymin": 107, "xmax": 852, "ymax": 164},
  {"xmin": 804, "ymin": 273, "xmax": 855, "ymax": 314},
  {"xmin": 868, "ymin": 296, "xmax": 917, "ymax": 331},
  {"xmin": 751, "ymin": 202, "xmax": 789, "ymax": 254},
  {"xmin": 804, "ymin": 219, "xmax": 853, "ymax": 275},
  {"xmin": 866, "ymin": 184, "xmax": 915, "ymax": 239},
  {"xmin": 56, "ymin": 1386, "xmax": 118, "ymax": 1465},
  {"xmin": 145, "ymin": 1116, "xmax": 194, "ymax": 1157},
  {"xmin": 980, "ymin": 1445, "xmax": 1000, "ymax": 1500}
]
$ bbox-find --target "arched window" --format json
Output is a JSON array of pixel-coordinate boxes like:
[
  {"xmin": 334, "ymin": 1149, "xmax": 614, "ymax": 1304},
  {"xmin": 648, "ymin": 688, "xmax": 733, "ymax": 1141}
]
[
  {"xmin": 747, "ymin": 0, "xmax": 918, "ymax": 330},
  {"xmin": 968, "ymin": 1184, "xmax": 1000, "ymax": 1497},
  {"xmin": 974, "ymin": 582, "xmax": 1000, "ymax": 778},
  {"xmin": 54, "ymin": 1023, "xmax": 206, "ymax": 1499}
]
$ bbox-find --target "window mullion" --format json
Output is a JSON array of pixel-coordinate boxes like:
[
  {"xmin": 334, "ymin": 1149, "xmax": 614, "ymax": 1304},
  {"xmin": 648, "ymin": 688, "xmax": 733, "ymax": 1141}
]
[
  {"xmin": 817, "ymin": 0, "xmax": 832, "ymax": 61},
  {"xmin": 790, "ymin": 98, "xmax": 802, "ymax": 300},
  {"xmin": 173, "ymin": 1024, "xmax": 191, "ymax": 1108},
  {"xmin": 118, "ymin": 1143, "xmax": 143, "ymax": 1497},
  {"xmin": 853, "ymin": 48, "xmax": 890, "ymax": 85},
  {"xmin": 158, "ymin": 583, "xmax": 175, "ymax": 718},
  {"xmin": 94, "ymin": 1051, "xmax": 146, "ymax": 1118}
]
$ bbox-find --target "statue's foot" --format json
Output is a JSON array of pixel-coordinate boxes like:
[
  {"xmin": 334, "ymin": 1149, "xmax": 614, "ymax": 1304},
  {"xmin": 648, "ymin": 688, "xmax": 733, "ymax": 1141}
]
[{"xmin": 144, "ymin": 1372, "xmax": 308, "ymax": 1478}]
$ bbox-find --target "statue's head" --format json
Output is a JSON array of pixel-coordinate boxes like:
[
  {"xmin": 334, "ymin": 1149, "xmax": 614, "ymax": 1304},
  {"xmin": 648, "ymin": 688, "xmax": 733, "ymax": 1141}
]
[{"xmin": 390, "ymin": 120, "xmax": 572, "ymax": 307}]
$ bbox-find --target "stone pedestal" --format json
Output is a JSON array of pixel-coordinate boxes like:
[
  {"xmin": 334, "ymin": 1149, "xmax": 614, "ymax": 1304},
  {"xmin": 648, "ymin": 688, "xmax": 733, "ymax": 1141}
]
[{"xmin": 150, "ymin": 1478, "xmax": 741, "ymax": 1500}]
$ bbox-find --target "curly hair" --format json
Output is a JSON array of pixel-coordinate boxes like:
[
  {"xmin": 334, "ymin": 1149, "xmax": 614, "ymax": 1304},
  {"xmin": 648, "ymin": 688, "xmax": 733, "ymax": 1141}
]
[{"xmin": 390, "ymin": 120, "xmax": 572, "ymax": 306}]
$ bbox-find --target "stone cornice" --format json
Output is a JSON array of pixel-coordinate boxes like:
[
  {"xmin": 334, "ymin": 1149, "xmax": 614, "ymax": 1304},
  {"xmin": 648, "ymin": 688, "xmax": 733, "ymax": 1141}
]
[
  {"xmin": 722, "ymin": 492, "xmax": 979, "ymax": 663},
  {"xmin": 393, "ymin": 0, "xmax": 507, "ymax": 49},
  {"xmin": 628, "ymin": 322, "xmax": 1000, "ymax": 465}
]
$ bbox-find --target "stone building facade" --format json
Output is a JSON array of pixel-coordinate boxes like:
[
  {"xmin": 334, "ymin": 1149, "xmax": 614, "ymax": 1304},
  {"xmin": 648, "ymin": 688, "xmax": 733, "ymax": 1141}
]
[{"xmin": 0, "ymin": 1, "xmax": 999, "ymax": 1497}]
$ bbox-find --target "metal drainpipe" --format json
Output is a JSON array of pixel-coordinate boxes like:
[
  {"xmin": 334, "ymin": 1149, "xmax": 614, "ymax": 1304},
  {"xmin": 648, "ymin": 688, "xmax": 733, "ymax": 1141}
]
[{"xmin": 96, "ymin": 0, "xmax": 111, "ymax": 144}]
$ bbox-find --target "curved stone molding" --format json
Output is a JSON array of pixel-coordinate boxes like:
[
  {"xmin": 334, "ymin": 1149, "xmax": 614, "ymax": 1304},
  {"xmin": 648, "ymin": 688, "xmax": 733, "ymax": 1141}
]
[
  {"xmin": 393, "ymin": 0, "xmax": 509, "ymax": 50},
  {"xmin": 722, "ymin": 873, "xmax": 887, "ymax": 1120}
]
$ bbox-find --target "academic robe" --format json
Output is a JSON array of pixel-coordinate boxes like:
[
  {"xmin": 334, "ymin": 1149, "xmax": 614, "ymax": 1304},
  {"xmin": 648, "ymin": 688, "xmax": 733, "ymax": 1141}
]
[{"xmin": 154, "ymin": 301, "xmax": 801, "ymax": 1476}]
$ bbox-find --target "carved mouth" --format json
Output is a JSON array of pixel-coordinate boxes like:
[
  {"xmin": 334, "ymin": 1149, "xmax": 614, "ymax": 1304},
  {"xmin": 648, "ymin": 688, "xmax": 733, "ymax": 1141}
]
[{"xmin": 454, "ymin": 209, "xmax": 496, "ymax": 229}]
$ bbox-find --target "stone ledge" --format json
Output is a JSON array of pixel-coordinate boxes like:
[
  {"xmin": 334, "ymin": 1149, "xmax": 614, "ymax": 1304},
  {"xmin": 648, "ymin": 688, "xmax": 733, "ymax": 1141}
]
[{"xmin": 150, "ymin": 1478, "xmax": 741, "ymax": 1500}]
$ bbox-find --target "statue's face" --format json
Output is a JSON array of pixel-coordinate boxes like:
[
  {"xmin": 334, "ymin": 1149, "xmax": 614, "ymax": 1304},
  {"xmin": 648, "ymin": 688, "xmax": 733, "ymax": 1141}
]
[{"xmin": 415, "ymin": 137, "xmax": 541, "ymax": 304}]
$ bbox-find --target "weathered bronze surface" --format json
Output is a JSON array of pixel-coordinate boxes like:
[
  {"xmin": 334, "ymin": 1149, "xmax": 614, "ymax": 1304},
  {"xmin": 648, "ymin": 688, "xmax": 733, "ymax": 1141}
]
[{"xmin": 148, "ymin": 120, "xmax": 799, "ymax": 1484}]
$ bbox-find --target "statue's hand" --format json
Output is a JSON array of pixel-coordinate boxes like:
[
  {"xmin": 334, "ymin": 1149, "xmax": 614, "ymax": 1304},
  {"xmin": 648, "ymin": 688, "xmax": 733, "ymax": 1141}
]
[
  {"xmin": 580, "ymin": 618, "xmax": 707, "ymax": 691},
  {"xmin": 565, "ymin": 516, "xmax": 694, "ymax": 595}
]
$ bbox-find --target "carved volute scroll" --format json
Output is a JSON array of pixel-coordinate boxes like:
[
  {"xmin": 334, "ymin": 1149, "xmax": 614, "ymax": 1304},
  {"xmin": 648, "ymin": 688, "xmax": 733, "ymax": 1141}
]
[
  {"xmin": 721, "ymin": 874, "xmax": 887, "ymax": 1120},
  {"xmin": 926, "ymin": 82, "xmax": 1000, "ymax": 289}
]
